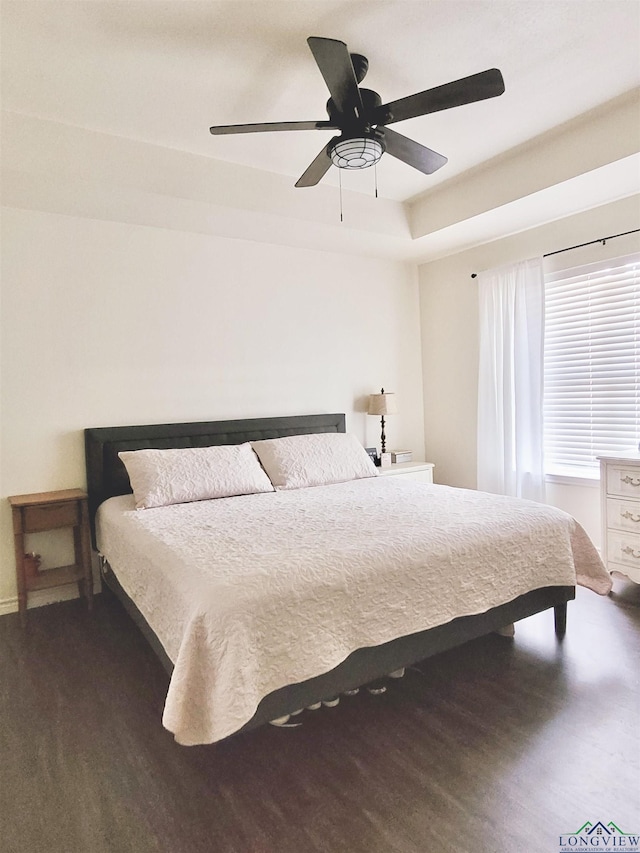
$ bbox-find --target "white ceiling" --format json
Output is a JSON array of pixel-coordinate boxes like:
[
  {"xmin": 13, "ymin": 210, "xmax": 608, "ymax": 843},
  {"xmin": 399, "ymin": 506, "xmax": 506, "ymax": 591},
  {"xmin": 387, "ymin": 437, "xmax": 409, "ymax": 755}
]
[{"xmin": 2, "ymin": 0, "xmax": 640, "ymax": 203}]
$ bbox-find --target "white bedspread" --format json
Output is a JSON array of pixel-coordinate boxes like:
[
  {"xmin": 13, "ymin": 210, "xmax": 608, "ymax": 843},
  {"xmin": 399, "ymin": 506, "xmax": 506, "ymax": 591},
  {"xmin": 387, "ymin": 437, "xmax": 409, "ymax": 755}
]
[{"xmin": 96, "ymin": 478, "xmax": 611, "ymax": 745}]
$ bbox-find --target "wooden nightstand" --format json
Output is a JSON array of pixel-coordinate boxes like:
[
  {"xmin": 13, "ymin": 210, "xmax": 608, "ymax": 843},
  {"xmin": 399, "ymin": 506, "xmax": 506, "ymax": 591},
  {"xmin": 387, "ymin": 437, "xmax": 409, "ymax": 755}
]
[
  {"xmin": 378, "ymin": 462, "xmax": 435, "ymax": 484},
  {"xmin": 9, "ymin": 488, "xmax": 93, "ymax": 625}
]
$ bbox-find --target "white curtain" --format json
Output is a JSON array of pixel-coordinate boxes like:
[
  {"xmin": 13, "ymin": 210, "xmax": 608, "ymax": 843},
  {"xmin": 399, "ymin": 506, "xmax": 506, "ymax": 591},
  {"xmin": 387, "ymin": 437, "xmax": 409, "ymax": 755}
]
[{"xmin": 477, "ymin": 257, "xmax": 546, "ymax": 502}]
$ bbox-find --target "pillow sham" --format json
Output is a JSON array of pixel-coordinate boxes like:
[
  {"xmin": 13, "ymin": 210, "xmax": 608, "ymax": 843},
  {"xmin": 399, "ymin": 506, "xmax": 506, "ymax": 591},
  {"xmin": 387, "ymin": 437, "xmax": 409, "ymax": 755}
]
[
  {"xmin": 251, "ymin": 432, "xmax": 377, "ymax": 490},
  {"xmin": 118, "ymin": 443, "xmax": 274, "ymax": 509}
]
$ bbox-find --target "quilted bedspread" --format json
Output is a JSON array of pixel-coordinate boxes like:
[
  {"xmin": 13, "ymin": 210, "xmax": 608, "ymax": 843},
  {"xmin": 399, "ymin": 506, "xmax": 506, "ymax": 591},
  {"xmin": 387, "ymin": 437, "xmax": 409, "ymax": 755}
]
[{"xmin": 96, "ymin": 478, "xmax": 611, "ymax": 745}]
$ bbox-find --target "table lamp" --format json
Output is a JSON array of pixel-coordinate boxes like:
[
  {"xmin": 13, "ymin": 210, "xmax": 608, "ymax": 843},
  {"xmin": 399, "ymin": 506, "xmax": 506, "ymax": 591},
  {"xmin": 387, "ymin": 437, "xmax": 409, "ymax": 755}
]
[{"xmin": 367, "ymin": 388, "xmax": 397, "ymax": 456}]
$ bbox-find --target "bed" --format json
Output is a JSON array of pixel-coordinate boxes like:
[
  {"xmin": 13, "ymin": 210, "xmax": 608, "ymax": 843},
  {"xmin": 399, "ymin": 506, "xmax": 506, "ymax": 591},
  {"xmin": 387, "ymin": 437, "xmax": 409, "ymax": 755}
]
[{"xmin": 85, "ymin": 413, "xmax": 611, "ymax": 745}]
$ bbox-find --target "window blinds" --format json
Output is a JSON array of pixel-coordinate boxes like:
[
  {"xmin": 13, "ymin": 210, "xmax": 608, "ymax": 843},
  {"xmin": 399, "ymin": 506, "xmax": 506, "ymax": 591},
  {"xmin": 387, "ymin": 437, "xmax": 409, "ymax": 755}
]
[{"xmin": 543, "ymin": 252, "xmax": 640, "ymax": 477}]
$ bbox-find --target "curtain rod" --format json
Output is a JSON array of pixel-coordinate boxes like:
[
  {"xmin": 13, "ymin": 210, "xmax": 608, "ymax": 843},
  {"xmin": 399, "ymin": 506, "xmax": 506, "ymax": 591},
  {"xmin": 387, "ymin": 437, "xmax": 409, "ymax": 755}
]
[{"xmin": 470, "ymin": 228, "xmax": 640, "ymax": 278}]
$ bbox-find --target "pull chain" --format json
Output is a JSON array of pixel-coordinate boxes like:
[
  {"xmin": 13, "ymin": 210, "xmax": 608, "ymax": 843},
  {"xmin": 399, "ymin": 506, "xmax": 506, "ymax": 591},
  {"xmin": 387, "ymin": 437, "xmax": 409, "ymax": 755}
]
[
  {"xmin": 339, "ymin": 167, "xmax": 343, "ymax": 222},
  {"xmin": 374, "ymin": 162, "xmax": 378, "ymax": 198}
]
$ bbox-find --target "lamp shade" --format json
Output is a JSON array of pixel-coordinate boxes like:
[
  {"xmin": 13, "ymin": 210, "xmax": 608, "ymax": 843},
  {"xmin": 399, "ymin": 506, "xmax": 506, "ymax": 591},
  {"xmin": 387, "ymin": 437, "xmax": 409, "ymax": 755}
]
[{"xmin": 368, "ymin": 391, "xmax": 398, "ymax": 416}]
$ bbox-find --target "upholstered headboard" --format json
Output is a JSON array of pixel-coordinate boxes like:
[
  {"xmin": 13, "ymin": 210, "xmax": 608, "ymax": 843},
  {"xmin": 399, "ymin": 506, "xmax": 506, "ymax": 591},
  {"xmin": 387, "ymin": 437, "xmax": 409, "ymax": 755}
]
[{"xmin": 84, "ymin": 413, "xmax": 346, "ymax": 545}]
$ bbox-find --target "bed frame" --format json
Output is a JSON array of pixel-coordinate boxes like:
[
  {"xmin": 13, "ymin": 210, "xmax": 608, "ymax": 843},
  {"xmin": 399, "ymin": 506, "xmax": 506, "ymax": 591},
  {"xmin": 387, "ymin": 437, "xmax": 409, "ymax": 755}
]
[{"xmin": 85, "ymin": 413, "xmax": 575, "ymax": 736}]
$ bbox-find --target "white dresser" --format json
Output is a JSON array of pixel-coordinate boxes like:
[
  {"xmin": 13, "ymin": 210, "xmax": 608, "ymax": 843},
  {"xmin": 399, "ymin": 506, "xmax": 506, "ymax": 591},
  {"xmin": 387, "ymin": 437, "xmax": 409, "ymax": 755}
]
[
  {"xmin": 378, "ymin": 462, "xmax": 434, "ymax": 484},
  {"xmin": 598, "ymin": 451, "xmax": 640, "ymax": 584}
]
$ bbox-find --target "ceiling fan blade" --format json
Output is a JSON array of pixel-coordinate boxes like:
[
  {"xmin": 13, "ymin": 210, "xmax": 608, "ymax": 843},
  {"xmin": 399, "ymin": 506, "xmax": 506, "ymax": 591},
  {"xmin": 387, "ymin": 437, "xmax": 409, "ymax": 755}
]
[
  {"xmin": 210, "ymin": 120, "xmax": 336, "ymax": 135},
  {"xmin": 376, "ymin": 68, "xmax": 505, "ymax": 125},
  {"xmin": 383, "ymin": 127, "xmax": 448, "ymax": 175},
  {"xmin": 307, "ymin": 37, "xmax": 364, "ymax": 121},
  {"xmin": 295, "ymin": 143, "xmax": 334, "ymax": 187}
]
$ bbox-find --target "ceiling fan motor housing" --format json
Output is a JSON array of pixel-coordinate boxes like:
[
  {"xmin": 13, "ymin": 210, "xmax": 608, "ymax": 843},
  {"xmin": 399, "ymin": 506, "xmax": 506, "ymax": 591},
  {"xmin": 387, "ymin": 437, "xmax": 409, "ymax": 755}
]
[{"xmin": 326, "ymin": 87, "xmax": 384, "ymax": 132}]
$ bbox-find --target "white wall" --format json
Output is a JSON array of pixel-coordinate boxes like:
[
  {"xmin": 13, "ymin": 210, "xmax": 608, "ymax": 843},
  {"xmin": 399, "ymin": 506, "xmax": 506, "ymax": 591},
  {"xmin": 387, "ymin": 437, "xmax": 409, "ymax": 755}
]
[
  {"xmin": 2, "ymin": 105, "xmax": 636, "ymax": 610},
  {"xmin": 418, "ymin": 194, "xmax": 640, "ymax": 547},
  {"xmin": 0, "ymin": 207, "xmax": 424, "ymax": 609}
]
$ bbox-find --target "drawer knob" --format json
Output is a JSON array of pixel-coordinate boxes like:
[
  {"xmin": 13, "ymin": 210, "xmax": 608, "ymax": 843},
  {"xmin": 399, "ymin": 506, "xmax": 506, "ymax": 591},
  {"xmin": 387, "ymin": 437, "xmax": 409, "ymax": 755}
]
[
  {"xmin": 621, "ymin": 475, "xmax": 640, "ymax": 487},
  {"xmin": 621, "ymin": 510, "xmax": 640, "ymax": 523},
  {"xmin": 621, "ymin": 546, "xmax": 640, "ymax": 559}
]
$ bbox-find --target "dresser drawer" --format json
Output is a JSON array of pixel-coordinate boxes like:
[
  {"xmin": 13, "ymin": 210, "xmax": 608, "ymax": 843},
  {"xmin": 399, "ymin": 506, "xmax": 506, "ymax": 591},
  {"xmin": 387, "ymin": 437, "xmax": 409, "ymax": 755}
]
[
  {"xmin": 378, "ymin": 463, "xmax": 434, "ymax": 484},
  {"xmin": 606, "ymin": 498, "xmax": 640, "ymax": 534},
  {"xmin": 607, "ymin": 530, "xmax": 640, "ymax": 570},
  {"xmin": 392, "ymin": 469, "xmax": 434, "ymax": 484},
  {"xmin": 606, "ymin": 465, "xmax": 640, "ymax": 498},
  {"xmin": 22, "ymin": 500, "xmax": 80, "ymax": 532}
]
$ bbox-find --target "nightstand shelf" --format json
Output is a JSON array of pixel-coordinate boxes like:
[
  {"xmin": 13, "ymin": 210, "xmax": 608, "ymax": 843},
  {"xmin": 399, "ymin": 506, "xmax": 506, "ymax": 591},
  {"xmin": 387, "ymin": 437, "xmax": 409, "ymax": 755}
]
[
  {"xmin": 25, "ymin": 564, "xmax": 85, "ymax": 591},
  {"xmin": 9, "ymin": 488, "xmax": 93, "ymax": 625}
]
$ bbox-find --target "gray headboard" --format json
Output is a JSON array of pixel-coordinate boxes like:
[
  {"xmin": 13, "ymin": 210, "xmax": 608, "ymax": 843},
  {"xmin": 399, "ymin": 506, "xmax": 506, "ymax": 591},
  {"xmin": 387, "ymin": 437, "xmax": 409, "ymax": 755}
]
[{"xmin": 84, "ymin": 413, "xmax": 346, "ymax": 546}]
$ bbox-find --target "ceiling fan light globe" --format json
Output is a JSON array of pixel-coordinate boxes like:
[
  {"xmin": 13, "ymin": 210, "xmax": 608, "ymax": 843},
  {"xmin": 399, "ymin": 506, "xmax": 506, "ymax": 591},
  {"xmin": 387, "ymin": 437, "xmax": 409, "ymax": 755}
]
[{"xmin": 330, "ymin": 137, "xmax": 383, "ymax": 170}]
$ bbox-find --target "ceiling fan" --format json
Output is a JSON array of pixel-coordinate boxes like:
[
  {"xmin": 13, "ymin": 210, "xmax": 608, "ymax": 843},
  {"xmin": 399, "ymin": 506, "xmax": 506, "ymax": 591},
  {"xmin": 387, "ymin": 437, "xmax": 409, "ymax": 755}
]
[{"xmin": 209, "ymin": 37, "xmax": 505, "ymax": 188}]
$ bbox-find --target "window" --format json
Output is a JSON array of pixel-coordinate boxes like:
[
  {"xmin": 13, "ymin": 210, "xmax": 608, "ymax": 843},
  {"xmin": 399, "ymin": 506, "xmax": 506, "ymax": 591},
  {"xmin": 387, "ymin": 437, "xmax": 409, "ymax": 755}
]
[{"xmin": 543, "ymin": 252, "xmax": 640, "ymax": 478}]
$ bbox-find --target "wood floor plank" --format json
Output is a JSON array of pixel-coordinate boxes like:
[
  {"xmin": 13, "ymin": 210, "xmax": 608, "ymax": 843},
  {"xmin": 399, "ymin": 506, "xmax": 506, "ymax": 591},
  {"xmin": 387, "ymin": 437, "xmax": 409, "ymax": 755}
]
[{"xmin": 0, "ymin": 579, "xmax": 638, "ymax": 853}]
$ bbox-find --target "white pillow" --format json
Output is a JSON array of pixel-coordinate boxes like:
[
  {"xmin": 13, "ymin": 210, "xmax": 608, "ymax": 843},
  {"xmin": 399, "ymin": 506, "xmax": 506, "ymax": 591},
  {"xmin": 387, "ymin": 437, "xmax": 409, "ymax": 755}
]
[
  {"xmin": 118, "ymin": 443, "xmax": 274, "ymax": 509},
  {"xmin": 251, "ymin": 432, "xmax": 377, "ymax": 490}
]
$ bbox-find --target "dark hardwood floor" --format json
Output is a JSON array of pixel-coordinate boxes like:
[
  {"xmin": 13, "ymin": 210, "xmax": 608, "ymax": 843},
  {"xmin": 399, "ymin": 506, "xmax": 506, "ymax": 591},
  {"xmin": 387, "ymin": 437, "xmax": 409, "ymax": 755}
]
[{"xmin": 1, "ymin": 578, "xmax": 638, "ymax": 853}]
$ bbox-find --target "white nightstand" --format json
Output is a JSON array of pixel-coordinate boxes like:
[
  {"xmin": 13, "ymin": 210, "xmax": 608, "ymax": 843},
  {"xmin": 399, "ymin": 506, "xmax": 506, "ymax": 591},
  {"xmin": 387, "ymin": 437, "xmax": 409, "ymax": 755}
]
[
  {"xmin": 378, "ymin": 462, "xmax": 434, "ymax": 484},
  {"xmin": 598, "ymin": 451, "xmax": 640, "ymax": 584}
]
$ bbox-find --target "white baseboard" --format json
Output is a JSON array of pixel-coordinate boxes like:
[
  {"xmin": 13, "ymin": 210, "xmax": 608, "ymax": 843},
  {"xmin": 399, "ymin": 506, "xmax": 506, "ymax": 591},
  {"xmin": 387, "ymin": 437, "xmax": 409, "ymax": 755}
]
[
  {"xmin": 0, "ymin": 576, "xmax": 102, "ymax": 617},
  {"xmin": 0, "ymin": 597, "xmax": 19, "ymax": 616}
]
